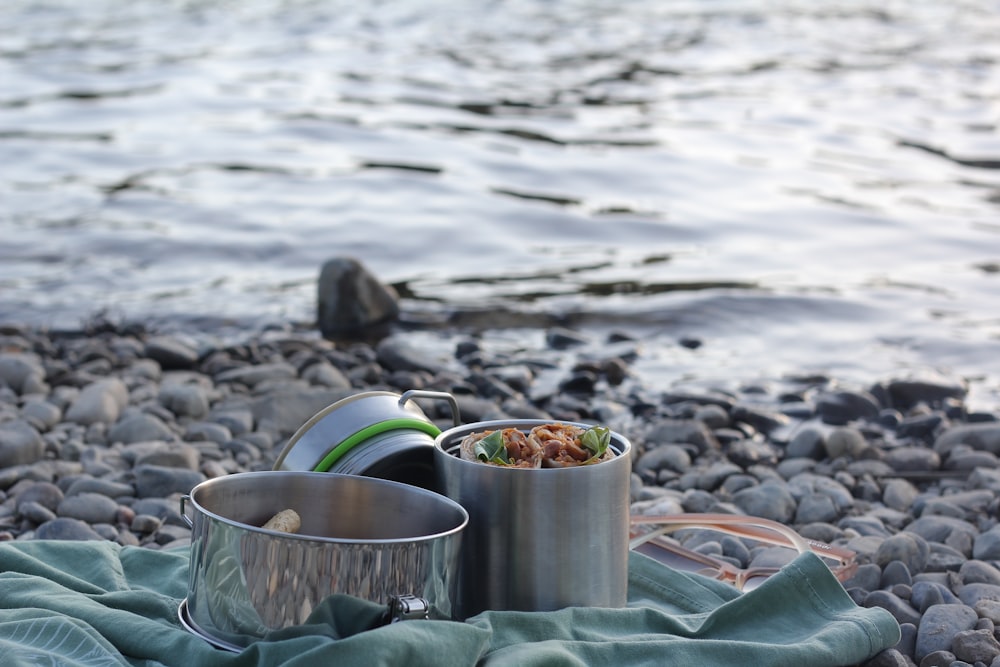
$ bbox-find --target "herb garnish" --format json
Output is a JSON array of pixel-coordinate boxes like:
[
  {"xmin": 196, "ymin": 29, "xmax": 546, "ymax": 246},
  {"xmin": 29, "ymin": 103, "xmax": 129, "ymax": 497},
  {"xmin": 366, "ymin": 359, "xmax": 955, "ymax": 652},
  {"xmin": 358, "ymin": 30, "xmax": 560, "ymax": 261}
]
[
  {"xmin": 474, "ymin": 430, "xmax": 511, "ymax": 465},
  {"xmin": 580, "ymin": 426, "xmax": 611, "ymax": 462}
]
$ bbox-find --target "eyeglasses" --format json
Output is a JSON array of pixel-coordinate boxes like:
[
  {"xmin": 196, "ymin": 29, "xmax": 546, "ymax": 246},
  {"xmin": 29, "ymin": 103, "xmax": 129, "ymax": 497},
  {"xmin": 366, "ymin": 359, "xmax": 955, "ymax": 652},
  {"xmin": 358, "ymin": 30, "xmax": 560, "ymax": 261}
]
[{"xmin": 629, "ymin": 513, "xmax": 858, "ymax": 591}]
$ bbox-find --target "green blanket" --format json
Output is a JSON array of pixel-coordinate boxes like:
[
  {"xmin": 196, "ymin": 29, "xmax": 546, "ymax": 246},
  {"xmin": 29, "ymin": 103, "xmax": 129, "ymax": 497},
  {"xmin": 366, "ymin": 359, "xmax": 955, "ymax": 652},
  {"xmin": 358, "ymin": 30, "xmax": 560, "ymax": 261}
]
[{"xmin": 0, "ymin": 540, "xmax": 898, "ymax": 666}]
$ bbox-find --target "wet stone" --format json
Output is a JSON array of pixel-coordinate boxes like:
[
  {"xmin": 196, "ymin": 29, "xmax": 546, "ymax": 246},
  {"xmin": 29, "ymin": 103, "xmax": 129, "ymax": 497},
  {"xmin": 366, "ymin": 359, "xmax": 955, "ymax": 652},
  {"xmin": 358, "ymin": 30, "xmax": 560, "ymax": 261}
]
[
  {"xmin": 57, "ymin": 492, "xmax": 120, "ymax": 524},
  {"xmin": 916, "ymin": 604, "xmax": 979, "ymax": 662},
  {"xmin": 951, "ymin": 629, "xmax": 1000, "ymax": 666},
  {"xmin": 34, "ymin": 517, "xmax": 104, "ymax": 541}
]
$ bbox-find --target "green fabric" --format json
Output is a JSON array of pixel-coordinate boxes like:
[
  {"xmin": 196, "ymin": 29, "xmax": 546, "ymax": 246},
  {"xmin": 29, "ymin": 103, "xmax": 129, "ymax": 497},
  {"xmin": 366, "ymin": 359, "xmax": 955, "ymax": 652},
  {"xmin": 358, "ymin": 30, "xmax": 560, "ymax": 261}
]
[{"xmin": 0, "ymin": 540, "xmax": 899, "ymax": 666}]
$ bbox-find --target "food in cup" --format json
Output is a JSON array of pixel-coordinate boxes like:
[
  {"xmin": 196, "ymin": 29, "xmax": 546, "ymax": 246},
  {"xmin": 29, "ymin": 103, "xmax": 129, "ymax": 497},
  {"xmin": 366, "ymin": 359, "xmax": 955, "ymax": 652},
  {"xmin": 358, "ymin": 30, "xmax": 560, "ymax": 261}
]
[
  {"xmin": 262, "ymin": 509, "xmax": 301, "ymax": 534},
  {"xmin": 459, "ymin": 423, "xmax": 613, "ymax": 468}
]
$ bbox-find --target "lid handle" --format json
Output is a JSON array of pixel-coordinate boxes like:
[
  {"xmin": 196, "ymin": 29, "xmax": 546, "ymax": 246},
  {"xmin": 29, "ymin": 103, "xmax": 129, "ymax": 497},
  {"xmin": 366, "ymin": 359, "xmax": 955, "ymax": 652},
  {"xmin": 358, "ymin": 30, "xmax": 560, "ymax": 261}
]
[{"xmin": 399, "ymin": 390, "xmax": 461, "ymax": 427}]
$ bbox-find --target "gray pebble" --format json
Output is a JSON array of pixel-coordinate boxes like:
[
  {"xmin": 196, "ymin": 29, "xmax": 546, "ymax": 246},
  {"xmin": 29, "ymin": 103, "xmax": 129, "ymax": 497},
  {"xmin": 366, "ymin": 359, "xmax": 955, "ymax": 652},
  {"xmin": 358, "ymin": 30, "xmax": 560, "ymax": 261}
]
[
  {"xmin": 959, "ymin": 583, "xmax": 1000, "ymax": 608},
  {"xmin": 961, "ymin": 561, "xmax": 1000, "ymax": 587},
  {"xmin": 935, "ymin": 423, "xmax": 1000, "ymax": 458},
  {"xmin": 0, "ymin": 353, "xmax": 46, "ymax": 395},
  {"xmin": 14, "ymin": 481, "xmax": 64, "ymax": 512},
  {"xmin": 877, "ymin": 533, "xmax": 930, "ymax": 574},
  {"xmin": 158, "ymin": 383, "xmax": 210, "ymax": 419},
  {"xmin": 65, "ymin": 378, "xmax": 128, "ymax": 425},
  {"xmin": 214, "ymin": 362, "xmax": 298, "ymax": 388},
  {"xmin": 64, "ymin": 477, "xmax": 134, "ymax": 499},
  {"xmin": 795, "ymin": 492, "xmax": 839, "ymax": 524},
  {"xmin": 952, "ymin": 629, "xmax": 1000, "ymax": 665},
  {"xmin": 917, "ymin": 604, "xmax": 979, "ymax": 661},
  {"xmin": 0, "ymin": 419, "xmax": 45, "ymax": 467},
  {"xmin": 786, "ymin": 426, "xmax": 826, "ymax": 459},
  {"xmin": 886, "ymin": 446, "xmax": 942, "ymax": 472},
  {"xmin": 825, "ymin": 427, "xmax": 867, "ymax": 459},
  {"xmin": 135, "ymin": 443, "xmax": 200, "ymax": 471},
  {"xmin": 108, "ymin": 413, "xmax": 174, "ymax": 444},
  {"xmin": 864, "ymin": 589, "xmax": 922, "ymax": 625},
  {"xmin": 882, "ymin": 560, "xmax": 914, "ymax": 588},
  {"xmin": 134, "ymin": 464, "xmax": 205, "ymax": 499},
  {"xmin": 731, "ymin": 481, "xmax": 797, "ymax": 522},
  {"xmin": 974, "ymin": 528, "xmax": 1000, "ymax": 561},
  {"xmin": 884, "ymin": 478, "xmax": 921, "ymax": 512},
  {"xmin": 57, "ymin": 492, "xmax": 120, "ymax": 524},
  {"xmin": 22, "ymin": 399, "xmax": 62, "ymax": 431},
  {"xmin": 34, "ymin": 517, "xmax": 105, "ymax": 541},
  {"xmin": 144, "ymin": 336, "xmax": 198, "ymax": 370},
  {"xmin": 19, "ymin": 500, "xmax": 56, "ymax": 524}
]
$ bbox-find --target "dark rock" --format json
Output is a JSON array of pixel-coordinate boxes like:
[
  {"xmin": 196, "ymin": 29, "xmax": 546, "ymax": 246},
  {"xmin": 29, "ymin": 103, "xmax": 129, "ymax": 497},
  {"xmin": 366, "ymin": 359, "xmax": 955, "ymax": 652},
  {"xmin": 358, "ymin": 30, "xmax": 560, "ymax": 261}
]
[
  {"xmin": 34, "ymin": 517, "xmax": 104, "ymax": 541},
  {"xmin": 316, "ymin": 257, "xmax": 399, "ymax": 338}
]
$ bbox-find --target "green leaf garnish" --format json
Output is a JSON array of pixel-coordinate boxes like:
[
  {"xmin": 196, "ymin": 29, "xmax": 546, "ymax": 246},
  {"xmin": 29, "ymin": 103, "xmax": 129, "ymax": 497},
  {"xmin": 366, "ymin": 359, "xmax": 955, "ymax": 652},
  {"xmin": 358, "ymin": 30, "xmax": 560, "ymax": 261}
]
[
  {"xmin": 580, "ymin": 426, "xmax": 611, "ymax": 461},
  {"xmin": 474, "ymin": 430, "xmax": 510, "ymax": 465}
]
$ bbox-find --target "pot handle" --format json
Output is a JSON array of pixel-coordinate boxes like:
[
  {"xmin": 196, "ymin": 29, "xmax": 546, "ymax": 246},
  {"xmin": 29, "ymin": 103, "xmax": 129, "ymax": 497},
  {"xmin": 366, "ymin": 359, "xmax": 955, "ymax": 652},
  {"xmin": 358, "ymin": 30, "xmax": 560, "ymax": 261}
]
[
  {"xmin": 179, "ymin": 494, "xmax": 193, "ymax": 528},
  {"xmin": 399, "ymin": 390, "xmax": 461, "ymax": 427}
]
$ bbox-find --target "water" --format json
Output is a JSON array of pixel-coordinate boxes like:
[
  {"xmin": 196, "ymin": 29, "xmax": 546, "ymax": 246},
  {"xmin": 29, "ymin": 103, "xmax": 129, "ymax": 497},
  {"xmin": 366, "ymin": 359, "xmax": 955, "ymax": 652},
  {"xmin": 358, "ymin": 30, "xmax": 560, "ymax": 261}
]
[{"xmin": 3, "ymin": 0, "xmax": 1000, "ymax": 407}]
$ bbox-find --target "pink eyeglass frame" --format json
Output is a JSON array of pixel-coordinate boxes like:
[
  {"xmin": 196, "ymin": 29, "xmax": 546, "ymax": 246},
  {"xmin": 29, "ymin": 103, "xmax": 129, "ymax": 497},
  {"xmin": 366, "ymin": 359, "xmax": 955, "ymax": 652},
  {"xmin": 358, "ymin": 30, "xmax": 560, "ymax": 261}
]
[{"xmin": 629, "ymin": 513, "xmax": 858, "ymax": 590}]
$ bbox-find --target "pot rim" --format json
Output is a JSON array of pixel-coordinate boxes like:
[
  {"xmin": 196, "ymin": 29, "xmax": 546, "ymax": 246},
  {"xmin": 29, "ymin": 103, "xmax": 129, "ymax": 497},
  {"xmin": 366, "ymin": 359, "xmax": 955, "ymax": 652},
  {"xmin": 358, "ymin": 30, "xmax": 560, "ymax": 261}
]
[{"xmin": 182, "ymin": 470, "xmax": 468, "ymax": 545}]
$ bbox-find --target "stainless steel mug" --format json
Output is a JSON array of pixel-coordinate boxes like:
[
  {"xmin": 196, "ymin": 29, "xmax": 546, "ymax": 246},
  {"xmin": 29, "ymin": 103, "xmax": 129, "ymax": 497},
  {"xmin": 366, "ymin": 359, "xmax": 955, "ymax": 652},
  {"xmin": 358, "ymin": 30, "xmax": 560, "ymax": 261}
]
[{"xmin": 433, "ymin": 420, "xmax": 633, "ymax": 619}]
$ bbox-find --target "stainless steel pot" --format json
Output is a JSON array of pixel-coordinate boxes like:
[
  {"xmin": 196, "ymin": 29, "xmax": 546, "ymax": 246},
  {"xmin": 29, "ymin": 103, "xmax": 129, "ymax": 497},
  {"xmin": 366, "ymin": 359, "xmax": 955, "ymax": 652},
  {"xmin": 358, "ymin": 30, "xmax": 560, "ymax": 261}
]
[
  {"xmin": 179, "ymin": 471, "xmax": 467, "ymax": 651},
  {"xmin": 272, "ymin": 390, "xmax": 459, "ymax": 490},
  {"xmin": 433, "ymin": 420, "xmax": 633, "ymax": 619}
]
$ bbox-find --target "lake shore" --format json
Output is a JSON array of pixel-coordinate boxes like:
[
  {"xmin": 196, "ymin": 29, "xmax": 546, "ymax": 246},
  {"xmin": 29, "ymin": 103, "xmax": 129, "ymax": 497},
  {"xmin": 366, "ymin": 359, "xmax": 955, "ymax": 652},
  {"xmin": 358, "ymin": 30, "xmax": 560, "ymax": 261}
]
[{"xmin": 2, "ymin": 317, "xmax": 1000, "ymax": 666}]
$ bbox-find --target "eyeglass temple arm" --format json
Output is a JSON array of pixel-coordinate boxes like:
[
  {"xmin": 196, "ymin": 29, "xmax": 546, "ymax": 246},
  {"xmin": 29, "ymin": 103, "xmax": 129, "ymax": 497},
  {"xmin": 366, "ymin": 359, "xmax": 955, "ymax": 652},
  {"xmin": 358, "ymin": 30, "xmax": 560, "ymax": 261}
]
[{"xmin": 629, "ymin": 513, "xmax": 855, "ymax": 563}]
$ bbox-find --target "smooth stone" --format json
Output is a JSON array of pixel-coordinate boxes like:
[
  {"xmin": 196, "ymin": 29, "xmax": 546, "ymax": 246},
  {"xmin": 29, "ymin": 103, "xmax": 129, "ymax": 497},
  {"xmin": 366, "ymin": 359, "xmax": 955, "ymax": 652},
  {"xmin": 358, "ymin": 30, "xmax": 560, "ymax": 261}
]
[
  {"xmin": 885, "ymin": 446, "xmax": 942, "ymax": 472},
  {"xmin": 906, "ymin": 516, "xmax": 979, "ymax": 548},
  {"xmin": 130, "ymin": 498, "xmax": 186, "ymax": 527},
  {"xmin": 634, "ymin": 444, "xmax": 692, "ymax": 476},
  {"xmin": 825, "ymin": 427, "xmax": 868, "ymax": 459},
  {"xmin": 57, "ymin": 492, "xmax": 120, "ymax": 524},
  {"xmin": 877, "ymin": 533, "xmax": 931, "ymax": 574},
  {"xmin": 158, "ymin": 383, "xmax": 210, "ymax": 419},
  {"xmin": 886, "ymin": 377, "xmax": 967, "ymax": 410},
  {"xmin": 21, "ymin": 399, "xmax": 62, "ymax": 430},
  {"xmin": 134, "ymin": 443, "xmax": 200, "ymax": 471},
  {"xmin": 815, "ymin": 390, "xmax": 880, "ymax": 425},
  {"xmin": 882, "ymin": 560, "xmax": 914, "ymax": 588},
  {"xmin": 316, "ymin": 256, "xmax": 400, "ymax": 338},
  {"xmin": 19, "ymin": 500, "xmax": 56, "ymax": 524},
  {"xmin": 0, "ymin": 419, "xmax": 45, "ymax": 467},
  {"xmin": 731, "ymin": 481, "xmax": 797, "ymax": 523},
  {"xmin": 213, "ymin": 362, "xmax": 298, "ymax": 388},
  {"xmin": 974, "ymin": 528, "xmax": 1000, "ymax": 561},
  {"xmin": 695, "ymin": 461, "xmax": 743, "ymax": 491},
  {"xmin": 897, "ymin": 622, "xmax": 919, "ymax": 660},
  {"xmin": 144, "ymin": 336, "xmax": 198, "ymax": 370},
  {"xmin": 916, "ymin": 604, "xmax": 979, "ymax": 661},
  {"xmin": 133, "ymin": 465, "xmax": 206, "ymax": 499},
  {"xmin": 975, "ymin": 599, "xmax": 1000, "ymax": 625},
  {"xmin": 795, "ymin": 493, "xmax": 839, "ymax": 524},
  {"xmin": 64, "ymin": 477, "xmax": 134, "ymax": 499},
  {"xmin": 251, "ymin": 387, "xmax": 354, "ymax": 439},
  {"xmin": 302, "ymin": 361, "xmax": 351, "ymax": 389},
  {"xmin": 918, "ymin": 650, "xmax": 956, "ymax": 667},
  {"xmin": 184, "ymin": 421, "xmax": 232, "ymax": 445},
  {"xmin": 911, "ymin": 582, "xmax": 947, "ymax": 613},
  {"xmin": 34, "ymin": 517, "xmax": 104, "ymax": 541},
  {"xmin": 0, "ymin": 353, "xmax": 46, "ymax": 394},
  {"xmin": 952, "ymin": 629, "xmax": 1000, "ymax": 665},
  {"xmin": 865, "ymin": 648, "xmax": 911, "ymax": 667},
  {"xmin": 130, "ymin": 514, "xmax": 163, "ymax": 534},
  {"xmin": 642, "ymin": 419, "xmax": 721, "ymax": 455},
  {"xmin": 962, "ymin": 561, "xmax": 1000, "ymax": 586},
  {"xmin": 786, "ymin": 426, "xmax": 825, "ymax": 459},
  {"xmin": 935, "ymin": 423, "xmax": 1000, "ymax": 457},
  {"xmin": 108, "ymin": 413, "xmax": 174, "ymax": 444},
  {"xmin": 959, "ymin": 583, "xmax": 1000, "ymax": 608},
  {"xmin": 884, "ymin": 478, "xmax": 921, "ymax": 512},
  {"xmin": 864, "ymin": 589, "xmax": 922, "ymax": 625},
  {"xmin": 14, "ymin": 481, "xmax": 64, "ymax": 512},
  {"xmin": 64, "ymin": 378, "xmax": 128, "ymax": 425}
]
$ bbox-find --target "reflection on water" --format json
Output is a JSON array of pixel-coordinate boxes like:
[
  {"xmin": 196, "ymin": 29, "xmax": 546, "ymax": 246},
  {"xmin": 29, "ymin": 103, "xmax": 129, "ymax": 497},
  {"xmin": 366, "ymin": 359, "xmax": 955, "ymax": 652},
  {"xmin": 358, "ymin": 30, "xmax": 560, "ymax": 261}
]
[{"xmin": 1, "ymin": 0, "xmax": 1000, "ymax": 405}]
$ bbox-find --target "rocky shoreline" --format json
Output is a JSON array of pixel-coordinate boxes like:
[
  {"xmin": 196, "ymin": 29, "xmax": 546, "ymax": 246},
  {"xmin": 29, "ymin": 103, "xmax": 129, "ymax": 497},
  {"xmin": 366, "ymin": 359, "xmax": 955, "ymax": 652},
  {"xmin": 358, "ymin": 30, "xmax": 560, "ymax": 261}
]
[{"xmin": 2, "ymin": 319, "xmax": 1000, "ymax": 667}]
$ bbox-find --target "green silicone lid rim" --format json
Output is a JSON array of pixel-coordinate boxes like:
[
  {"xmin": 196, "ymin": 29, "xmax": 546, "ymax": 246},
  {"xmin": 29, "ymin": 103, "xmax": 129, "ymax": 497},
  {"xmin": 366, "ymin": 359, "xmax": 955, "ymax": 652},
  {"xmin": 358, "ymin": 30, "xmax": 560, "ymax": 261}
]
[{"xmin": 312, "ymin": 418, "xmax": 442, "ymax": 472}]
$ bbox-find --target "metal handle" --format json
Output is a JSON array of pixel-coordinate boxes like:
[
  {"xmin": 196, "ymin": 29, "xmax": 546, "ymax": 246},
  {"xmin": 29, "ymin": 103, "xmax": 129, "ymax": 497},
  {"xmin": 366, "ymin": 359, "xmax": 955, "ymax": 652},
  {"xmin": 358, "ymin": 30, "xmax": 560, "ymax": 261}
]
[
  {"xmin": 179, "ymin": 494, "xmax": 193, "ymax": 528},
  {"xmin": 399, "ymin": 390, "xmax": 461, "ymax": 427}
]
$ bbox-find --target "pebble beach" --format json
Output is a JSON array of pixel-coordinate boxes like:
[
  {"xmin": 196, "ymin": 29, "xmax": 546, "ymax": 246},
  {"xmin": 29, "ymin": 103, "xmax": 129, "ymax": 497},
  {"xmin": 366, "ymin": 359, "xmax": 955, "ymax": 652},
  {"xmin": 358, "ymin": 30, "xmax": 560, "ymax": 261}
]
[{"xmin": 2, "ymin": 316, "xmax": 1000, "ymax": 667}]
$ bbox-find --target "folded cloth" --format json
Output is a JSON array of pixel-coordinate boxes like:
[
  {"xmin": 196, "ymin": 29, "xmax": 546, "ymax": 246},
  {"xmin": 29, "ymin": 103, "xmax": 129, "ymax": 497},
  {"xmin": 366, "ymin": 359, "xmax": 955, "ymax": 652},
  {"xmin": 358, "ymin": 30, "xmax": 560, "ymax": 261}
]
[{"xmin": 0, "ymin": 540, "xmax": 898, "ymax": 667}]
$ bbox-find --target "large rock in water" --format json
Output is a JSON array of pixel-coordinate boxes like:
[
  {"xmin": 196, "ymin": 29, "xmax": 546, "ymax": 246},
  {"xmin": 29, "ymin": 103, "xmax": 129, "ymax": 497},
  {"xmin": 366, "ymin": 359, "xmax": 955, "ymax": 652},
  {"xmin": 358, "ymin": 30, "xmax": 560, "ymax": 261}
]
[{"xmin": 317, "ymin": 257, "xmax": 400, "ymax": 339}]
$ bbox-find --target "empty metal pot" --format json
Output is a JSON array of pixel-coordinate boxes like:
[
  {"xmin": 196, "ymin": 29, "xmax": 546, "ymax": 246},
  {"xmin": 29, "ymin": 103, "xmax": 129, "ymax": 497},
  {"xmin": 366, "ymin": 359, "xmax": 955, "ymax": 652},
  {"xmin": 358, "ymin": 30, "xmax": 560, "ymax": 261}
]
[
  {"xmin": 433, "ymin": 420, "xmax": 633, "ymax": 619},
  {"xmin": 180, "ymin": 471, "xmax": 467, "ymax": 650}
]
